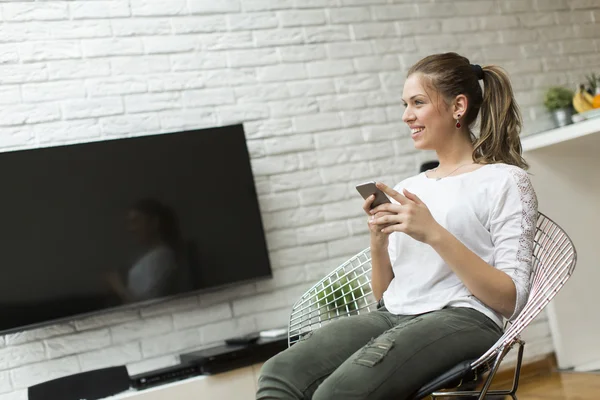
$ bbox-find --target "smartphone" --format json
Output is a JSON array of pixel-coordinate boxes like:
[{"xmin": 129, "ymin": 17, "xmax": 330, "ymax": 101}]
[{"xmin": 355, "ymin": 181, "xmax": 391, "ymax": 209}]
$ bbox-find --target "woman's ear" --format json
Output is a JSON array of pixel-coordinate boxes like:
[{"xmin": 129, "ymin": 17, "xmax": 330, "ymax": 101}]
[{"xmin": 453, "ymin": 94, "xmax": 468, "ymax": 119}]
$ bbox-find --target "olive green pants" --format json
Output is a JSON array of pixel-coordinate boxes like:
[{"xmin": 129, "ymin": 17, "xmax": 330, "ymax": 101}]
[{"xmin": 256, "ymin": 305, "xmax": 502, "ymax": 400}]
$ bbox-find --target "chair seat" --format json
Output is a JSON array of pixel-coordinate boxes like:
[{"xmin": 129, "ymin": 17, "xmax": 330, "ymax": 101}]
[{"xmin": 412, "ymin": 359, "xmax": 479, "ymax": 399}]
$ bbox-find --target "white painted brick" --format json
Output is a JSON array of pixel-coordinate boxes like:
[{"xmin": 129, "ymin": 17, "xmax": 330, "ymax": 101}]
[
  {"xmin": 34, "ymin": 119, "xmax": 101, "ymax": 144},
  {"xmin": 393, "ymin": 137, "xmax": 417, "ymax": 155},
  {"xmin": 0, "ymin": 104, "xmax": 60, "ymax": 126},
  {"xmin": 62, "ymin": 97, "xmax": 123, "ymax": 119},
  {"xmin": 47, "ymin": 59, "xmax": 111, "ymax": 80},
  {"xmin": 228, "ymin": 48, "xmax": 279, "ymax": 67},
  {"xmin": 336, "ymin": 73, "xmax": 380, "ymax": 93},
  {"xmin": 232, "ymin": 285, "xmax": 306, "ymax": 316},
  {"xmin": 110, "ymin": 315, "xmax": 174, "ymax": 344},
  {"xmin": 3, "ymin": 2, "xmax": 68, "ymax": 21},
  {"xmin": 140, "ymin": 296, "xmax": 200, "ymax": 318},
  {"xmin": 478, "ymin": 15, "xmax": 520, "ymax": 30},
  {"xmin": 171, "ymin": 53, "xmax": 227, "ymax": 71},
  {"xmin": 19, "ymin": 40, "xmax": 81, "ymax": 62},
  {"xmin": 204, "ymin": 68, "xmax": 256, "ymax": 87},
  {"xmin": 198, "ymin": 283, "xmax": 257, "ymax": 307},
  {"xmin": 270, "ymin": 243, "xmax": 329, "ymax": 269},
  {"xmin": 253, "ymin": 307, "xmax": 290, "ymax": 331},
  {"xmin": 143, "ymin": 35, "xmax": 197, "ymax": 54},
  {"xmin": 0, "ymin": 390, "xmax": 27, "ymax": 400},
  {"xmin": 148, "ymin": 73, "xmax": 205, "ymax": 92},
  {"xmin": 327, "ymin": 41, "xmax": 372, "ymax": 59},
  {"xmin": 441, "ymin": 17, "xmax": 480, "ymax": 33},
  {"xmin": 573, "ymin": 24, "xmax": 600, "ymax": 38},
  {"xmin": 124, "ymin": 92, "xmax": 180, "ymax": 113},
  {"xmin": 414, "ymin": 34, "xmax": 459, "ymax": 51},
  {"xmin": 160, "ymin": 108, "xmax": 216, "ymax": 131},
  {"xmin": 556, "ymin": 10, "xmax": 594, "ymax": 24},
  {"xmin": 87, "ymin": 76, "xmax": 148, "ymax": 97},
  {"xmin": 244, "ymin": 118, "xmax": 293, "ymax": 139},
  {"xmin": 182, "ymin": 88, "xmax": 235, "ymax": 107},
  {"xmin": 318, "ymin": 93, "xmax": 367, "ymax": 112},
  {"xmin": 258, "ymin": 189, "xmax": 299, "ymax": 211},
  {"xmin": 188, "ymin": 0, "xmax": 240, "ymax": 14},
  {"xmin": 101, "ymin": 113, "xmax": 160, "ymax": 137},
  {"xmin": 340, "ymin": 0, "xmax": 387, "ymax": 4},
  {"xmin": 266, "ymin": 228, "xmax": 298, "ymax": 250},
  {"xmin": 305, "ymin": 258, "xmax": 345, "ymax": 282},
  {"xmin": 141, "ymin": 328, "xmax": 202, "ymax": 358},
  {"xmin": 371, "ymin": 5, "xmax": 418, "ymax": 21},
  {"xmin": 171, "ymin": 16, "xmax": 227, "ymax": 34},
  {"xmin": 0, "ymin": 342, "xmax": 45, "ymax": 370},
  {"xmin": 517, "ymin": 12, "xmax": 556, "ymax": 27},
  {"xmin": 560, "ymin": 38, "xmax": 597, "ymax": 54},
  {"xmin": 568, "ymin": 0, "xmax": 598, "ymax": 9},
  {"xmin": 307, "ymin": 59, "xmax": 355, "ymax": 78},
  {"xmin": 173, "ymin": 303, "xmax": 233, "ymax": 330},
  {"xmin": 126, "ymin": 354, "xmax": 179, "ymax": 376},
  {"xmin": 294, "ymin": 0, "xmax": 339, "ymax": 7},
  {"xmin": 279, "ymin": 10, "xmax": 327, "ymax": 27},
  {"xmin": 330, "ymin": 7, "xmax": 372, "ymax": 23},
  {"xmin": 112, "ymin": 18, "xmax": 172, "ymax": 36},
  {"xmin": 499, "ymin": 1, "xmax": 533, "ymax": 13},
  {"xmin": 452, "ymin": 1, "xmax": 497, "ymax": 15},
  {"xmin": 70, "ymin": 1, "xmax": 130, "ymax": 19},
  {"xmin": 299, "ymin": 184, "xmax": 348, "ymax": 207},
  {"xmin": 252, "ymin": 154, "xmax": 300, "ymax": 177},
  {"xmin": 21, "ymin": 81, "xmax": 85, "ymax": 103},
  {"xmin": 243, "ymin": 0, "xmax": 295, "ymax": 12},
  {"xmin": 48, "ymin": 20, "xmax": 113, "ymax": 40},
  {"xmin": 297, "ymin": 221, "xmax": 349, "ymax": 245},
  {"xmin": 262, "ymin": 205, "xmax": 324, "ymax": 232},
  {"xmin": 324, "ymin": 198, "xmax": 365, "ymax": 221},
  {"xmin": 0, "ymin": 44, "xmax": 18, "ymax": 64},
  {"xmin": 363, "ymin": 123, "xmax": 409, "ymax": 142},
  {"xmin": 294, "ymin": 112, "xmax": 342, "ymax": 133},
  {"xmin": 131, "ymin": 0, "xmax": 188, "ymax": 16},
  {"xmin": 380, "ymin": 71, "xmax": 406, "ymax": 89},
  {"xmin": 396, "ymin": 19, "xmax": 441, "ymax": 36},
  {"xmin": 269, "ymin": 99, "xmax": 319, "ymax": 118},
  {"xmin": 10, "ymin": 356, "xmax": 80, "ymax": 389},
  {"xmin": 372, "ymin": 37, "xmax": 416, "ymax": 54},
  {"xmin": 236, "ymin": 83, "xmax": 290, "ymax": 103},
  {"xmin": 257, "ymin": 64, "xmax": 307, "ymax": 82},
  {"xmin": 321, "ymin": 161, "xmax": 373, "ymax": 183},
  {"xmin": 201, "ymin": 317, "xmax": 257, "ymax": 344},
  {"xmin": 328, "ymin": 234, "xmax": 370, "ymax": 257},
  {"xmin": 83, "ymin": 38, "xmax": 143, "ymax": 58},
  {"xmin": 199, "ymin": 32, "xmax": 255, "ymax": 50},
  {"xmin": 217, "ymin": 103, "xmax": 270, "ymax": 125},
  {"xmin": 256, "ymin": 266, "xmax": 306, "ymax": 293},
  {"xmin": 79, "ymin": 342, "xmax": 142, "ymax": 372},
  {"xmin": 353, "ymin": 22, "xmax": 397, "ymax": 40},
  {"xmin": 354, "ymin": 55, "xmax": 400, "ymax": 73},
  {"xmin": 416, "ymin": 3, "xmax": 457, "ymax": 18},
  {"xmin": 0, "ymin": 63, "xmax": 48, "ymax": 85},
  {"xmin": 73, "ymin": 310, "xmax": 140, "ymax": 332},
  {"xmin": 270, "ymin": 169, "xmax": 324, "ymax": 192},
  {"xmin": 288, "ymin": 79, "xmax": 337, "ymax": 97},
  {"xmin": 305, "ymin": 26, "xmax": 351, "ymax": 43},
  {"xmin": 254, "ymin": 28, "xmax": 305, "ymax": 47},
  {"xmin": 534, "ymin": 0, "xmax": 569, "ymax": 11},
  {"xmin": 314, "ymin": 127, "xmax": 364, "ymax": 149},
  {"xmin": 247, "ymin": 139, "xmax": 266, "ymax": 158},
  {"xmin": 0, "ymin": 371, "xmax": 10, "ymax": 394},
  {"xmin": 111, "ymin": 55, "xmax": 170, "ymax": 75},
  {"xmin": 0, "ymin": 337, "xmax": 4, "ymax": 348},
  {"xmin": 364, "ymin": 91, "xmax": 402, "ymax": 107},
  {"xmin": 228, "ymin": 12, "xmax": 279, "ymax": 31},
  {"xmin": 45, "ymin": 329, "xmax": 111, "ymax": 358}
]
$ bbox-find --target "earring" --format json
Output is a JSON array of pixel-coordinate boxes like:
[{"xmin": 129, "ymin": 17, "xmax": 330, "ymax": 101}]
[{"xmin": 455, "ymin": 114, "xmax": 461, "ymax": 129}]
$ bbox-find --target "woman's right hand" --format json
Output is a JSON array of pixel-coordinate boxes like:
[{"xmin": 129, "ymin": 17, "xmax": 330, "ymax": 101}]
[{"xmin": 362, "ymin": 194, "xmax": 395, "ymax": 244}]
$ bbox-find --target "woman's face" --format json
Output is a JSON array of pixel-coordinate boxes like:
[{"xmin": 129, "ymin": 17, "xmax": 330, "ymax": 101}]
[
  {"xmin": 401, "ymin": 73, "xmax": 455, "ymax": 150},
  {"xmin": 127, "ymin": 209, "xmax": 159, "ymax": 245}
]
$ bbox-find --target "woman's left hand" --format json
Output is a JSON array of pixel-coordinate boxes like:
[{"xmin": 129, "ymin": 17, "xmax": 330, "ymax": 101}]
[{"xmin": 369, "ymin": 182, "xmax": 443, "ymax": 244}]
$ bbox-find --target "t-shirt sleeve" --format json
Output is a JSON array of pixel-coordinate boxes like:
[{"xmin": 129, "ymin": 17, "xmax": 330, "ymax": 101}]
[{"xmin": 489, "ymin": 168, "xmax": 538, "ymax": 321}]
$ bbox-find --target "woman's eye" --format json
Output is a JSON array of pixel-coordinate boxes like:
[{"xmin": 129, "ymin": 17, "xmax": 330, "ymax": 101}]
[{"xmin": 415, "ymin": 100, "xmax": 424, "ymax": 105}]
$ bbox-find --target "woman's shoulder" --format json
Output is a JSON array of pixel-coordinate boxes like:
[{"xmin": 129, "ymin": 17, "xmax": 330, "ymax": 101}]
[{"xmin": 480, "ymin": 163, "xmax": 533, "ymax": 187}]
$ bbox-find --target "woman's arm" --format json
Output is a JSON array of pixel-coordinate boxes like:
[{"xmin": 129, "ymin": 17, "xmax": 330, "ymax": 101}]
[
  {"xmin": 427, "ymin": 228, "xmax": 516, "ymax": 318},
  {"xmin": 370, "ymin": 238, "xmax": 394, "ymax": 301}
]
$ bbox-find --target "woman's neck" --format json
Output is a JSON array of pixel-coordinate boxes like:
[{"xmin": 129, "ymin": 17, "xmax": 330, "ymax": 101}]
[{"xmin": 435, "ymin": 131, "xmax": 475, "ymax": 168}]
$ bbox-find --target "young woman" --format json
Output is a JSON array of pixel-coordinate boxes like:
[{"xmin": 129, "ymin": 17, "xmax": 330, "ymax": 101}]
[{"xmin": 256, "ymin": 52, "xmax": 538, "ymax": 400}]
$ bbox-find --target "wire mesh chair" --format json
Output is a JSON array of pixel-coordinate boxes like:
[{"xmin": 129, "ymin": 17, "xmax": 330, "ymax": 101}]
[{"xmin": 287, "ymin": 211, "xmax": 577, "ymax": 399}]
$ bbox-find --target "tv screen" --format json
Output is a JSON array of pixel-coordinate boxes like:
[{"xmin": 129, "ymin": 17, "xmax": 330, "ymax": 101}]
[{"xmin": 0, "ymin": 124, "xmax": 272, "ymax": 334}]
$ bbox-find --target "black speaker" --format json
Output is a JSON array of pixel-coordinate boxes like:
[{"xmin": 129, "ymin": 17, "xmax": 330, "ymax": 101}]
[{"xmin": 28, "ymin": 365, "xmax": 130, "ymax": 400}]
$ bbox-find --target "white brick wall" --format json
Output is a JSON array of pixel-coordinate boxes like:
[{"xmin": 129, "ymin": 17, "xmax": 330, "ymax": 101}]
[{"xmin": 0, "ymin": 0, "xmax": 598, "ymax": 397}]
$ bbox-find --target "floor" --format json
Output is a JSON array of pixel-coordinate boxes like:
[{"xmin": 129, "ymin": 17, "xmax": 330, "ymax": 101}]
[{"xmin": 514, "ymin": 371, "xmax": 600, "ymax": 399}]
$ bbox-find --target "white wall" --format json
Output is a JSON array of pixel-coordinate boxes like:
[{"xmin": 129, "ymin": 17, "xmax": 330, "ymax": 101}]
[{"xmin": 0, "ymin": 0, "xmax": 599, "ymax": 398}]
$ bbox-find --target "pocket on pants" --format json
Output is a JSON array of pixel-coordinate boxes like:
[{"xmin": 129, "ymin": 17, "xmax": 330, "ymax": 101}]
[{"xmin": 353, "ymin": 337, "xmax": 394, "ymax": 367}]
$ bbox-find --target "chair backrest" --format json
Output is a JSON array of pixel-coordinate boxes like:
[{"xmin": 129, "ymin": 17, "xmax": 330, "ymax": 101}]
[{"xmin": 288, "ymin": 212, "xmax": 577, "ymax": 360}]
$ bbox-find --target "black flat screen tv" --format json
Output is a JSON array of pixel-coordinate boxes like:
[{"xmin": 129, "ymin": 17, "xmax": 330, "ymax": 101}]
[{"xmin": 0, "ymin": 124, "xmax": 272, "ymax": 334}]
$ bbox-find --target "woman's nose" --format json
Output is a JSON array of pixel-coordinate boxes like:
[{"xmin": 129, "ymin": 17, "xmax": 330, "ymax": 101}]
[{"xmin": 402, "ymin": 107, "xmax": 414, "ymax": 124}]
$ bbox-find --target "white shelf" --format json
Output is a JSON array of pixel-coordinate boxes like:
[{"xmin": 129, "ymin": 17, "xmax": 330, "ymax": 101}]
[{"xmin": 522, "ymin": 117, "xmax": 600, "ymax": 152}]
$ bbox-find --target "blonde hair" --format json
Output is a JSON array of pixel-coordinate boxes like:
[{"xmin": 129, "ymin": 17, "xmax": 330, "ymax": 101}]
[{"xmin": 408, "ymin": 52, "xmax": 528, "ymax": 170}]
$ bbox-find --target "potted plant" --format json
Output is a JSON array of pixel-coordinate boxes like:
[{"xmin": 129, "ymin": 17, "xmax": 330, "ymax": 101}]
[{"xmin": 544, "ymin": 86, "xmax": 575, "ymax": 127}]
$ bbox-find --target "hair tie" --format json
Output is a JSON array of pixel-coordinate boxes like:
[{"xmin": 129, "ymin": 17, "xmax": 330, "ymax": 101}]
[{"xmin": 471, "ymin": 64, "xmax": 484, "ymax": 80}]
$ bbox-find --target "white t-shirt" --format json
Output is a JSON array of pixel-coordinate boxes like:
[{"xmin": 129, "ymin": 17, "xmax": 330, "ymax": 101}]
[
  {"xmin": 382, "ymin": 163, "xmax": 538, "ymax": 327},
  {"xmin": 127, "ymin": 245, "xmax": 178, "ymax": 301}
]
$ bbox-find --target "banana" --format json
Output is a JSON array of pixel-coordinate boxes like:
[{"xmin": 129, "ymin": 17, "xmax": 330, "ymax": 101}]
[{"xmin": 573, "ymin": 85, "xmax": 594, "ymax": 114}]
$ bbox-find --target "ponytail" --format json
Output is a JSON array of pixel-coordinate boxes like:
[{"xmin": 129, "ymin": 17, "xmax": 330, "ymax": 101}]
[
  {"xmin": 407, "ymin": 53, "xmax": 529, "ymax": 170},
  {"xmin": 475, "ymin": 66, "xmax": 528, "ymax": 170}
]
